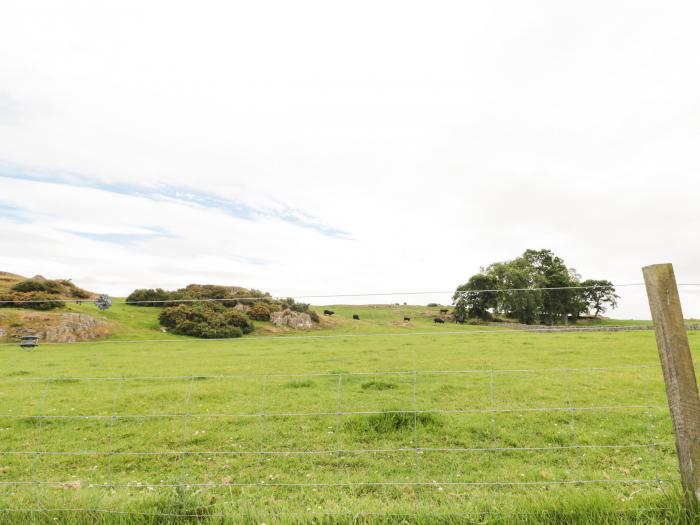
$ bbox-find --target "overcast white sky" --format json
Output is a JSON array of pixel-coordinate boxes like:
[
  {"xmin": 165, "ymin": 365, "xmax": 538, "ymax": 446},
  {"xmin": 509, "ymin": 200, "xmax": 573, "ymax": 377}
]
[{"xmin": 1, "ymin": 1, "xmax": 699, "ymax": 318}]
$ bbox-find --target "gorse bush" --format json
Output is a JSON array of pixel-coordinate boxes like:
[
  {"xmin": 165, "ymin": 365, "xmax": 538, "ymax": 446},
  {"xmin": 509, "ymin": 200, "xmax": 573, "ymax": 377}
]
[
  {"xmin": 125, "ymin": 288, "xmax": 171, "ymax": 305},
  {"xmin": 1, "ymin": 278, "xmax": 90, "ymax": 310},
  {"xmin": 159, "ymin": 303, "xmax": 254, "ymax": 338},
  {"xmin": 248, "ymin": 302, "xmax": 272, "ymax": 321},
  {"xmin": 11, "ymin": 278, "xmax": 90, "ymax": 297},
  {"xmin": 11, "ymin": 279, "xmax": 54, "ymax": 293},
  {"xmin": 0, "ymin": 291, "xmax": 65, "ymax": 310},
  {"xmin": 126, "ymin": 283, "xmax": 320, "ymax": 332},
  {"xmin": 126, "ymin": 284, "xmax": 273, "ymax": 307}
]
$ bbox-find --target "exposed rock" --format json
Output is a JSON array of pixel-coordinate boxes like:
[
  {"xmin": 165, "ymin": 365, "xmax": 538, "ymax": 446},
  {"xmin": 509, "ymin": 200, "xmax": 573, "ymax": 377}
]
[
  {"xmin": 234, "ymin": 303, "xmax": 250, "ymax": 313},
  {"xmin": 42, "ymin": 313, "xmax": 110, "ymax": 342},
  {"xmin": 270, "ymin": 309, "xmax": 314, "ymax": 329},
  {"xmin": 3, "ymin": 312, "xmax": 110, "ymax": 343}
]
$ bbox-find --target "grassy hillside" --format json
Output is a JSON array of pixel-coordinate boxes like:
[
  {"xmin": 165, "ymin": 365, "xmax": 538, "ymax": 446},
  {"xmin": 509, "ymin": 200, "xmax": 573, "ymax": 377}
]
[{"xmin": 0, "ymin": 302, "xmax": 698, "ymax": 523}]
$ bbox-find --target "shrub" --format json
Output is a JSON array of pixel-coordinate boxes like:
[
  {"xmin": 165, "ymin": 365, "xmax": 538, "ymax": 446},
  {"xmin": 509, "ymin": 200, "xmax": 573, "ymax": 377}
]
[
  {"xmin": 159, "ymin": 303, "xmax": 254, "ymax": 338},
  {"xmin": 126, "ymin": 288, "xmax": 172, "ymax": 306},
  {"xmin": 0, "ymin": 291, "xmax": 65, "ymax": 310},
  {"xmin": 427, "ymin": 303, "xmax": 440, "ymax": 307},
  {"xmin": 11, "ymin": 279, "xmax": 51, "ymax": 293},
  {"xmin": 346, "ymin": 410, "xmax": 443, "ymax": 434},
  {"xmin": 248, "ymin": 302, "xmax": 272, "ymax": 321}
]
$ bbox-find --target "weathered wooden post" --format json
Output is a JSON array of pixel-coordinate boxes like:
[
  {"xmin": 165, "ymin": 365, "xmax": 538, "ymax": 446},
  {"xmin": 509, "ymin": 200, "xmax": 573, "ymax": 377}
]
[{"xmin": 643, "ymin": 263, "xmax": 700, "ymax": 505}]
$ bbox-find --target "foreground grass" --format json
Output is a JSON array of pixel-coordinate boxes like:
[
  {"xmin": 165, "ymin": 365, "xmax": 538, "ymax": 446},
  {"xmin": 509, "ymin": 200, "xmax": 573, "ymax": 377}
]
[{"xmin": 1, "ymin": 303, "xmax": 699, "ymax": 523}]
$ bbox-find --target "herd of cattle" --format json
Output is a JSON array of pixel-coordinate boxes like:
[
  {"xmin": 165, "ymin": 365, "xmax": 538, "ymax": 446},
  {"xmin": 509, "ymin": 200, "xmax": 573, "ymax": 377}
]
[{"xmin": 322, "ymin": 308, "xmax": 450, "ymax": 323}]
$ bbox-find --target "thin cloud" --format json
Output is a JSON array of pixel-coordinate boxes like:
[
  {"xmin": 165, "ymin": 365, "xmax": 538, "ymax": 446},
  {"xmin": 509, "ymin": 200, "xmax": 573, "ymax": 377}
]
[{"xmin": 0, "ymin": 165, "xmax": 350, "ymax": 239}]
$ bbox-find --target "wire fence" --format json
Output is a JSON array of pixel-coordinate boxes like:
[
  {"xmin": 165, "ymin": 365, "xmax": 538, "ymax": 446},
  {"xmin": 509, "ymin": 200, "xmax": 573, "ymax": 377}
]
[
  {"xmin": 0, "ymin": 366, "xmax": 678, "ymax": 499},
  {"xmin": 1, "ymin": 284, "xmax": 695, "ymax": 520},
  {"xmin": 4, "ymin": 281, "xmax": 700, "ymax": 304}
]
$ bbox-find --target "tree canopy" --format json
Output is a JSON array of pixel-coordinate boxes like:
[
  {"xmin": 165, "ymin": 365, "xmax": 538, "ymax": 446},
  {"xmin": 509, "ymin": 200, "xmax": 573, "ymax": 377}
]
[{"xmin": 452, "ymin": 249, "xmax": 619, "ymax": 324}]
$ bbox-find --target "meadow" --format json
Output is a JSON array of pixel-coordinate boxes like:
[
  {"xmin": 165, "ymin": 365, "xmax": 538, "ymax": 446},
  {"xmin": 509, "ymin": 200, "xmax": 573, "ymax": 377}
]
[{"xmin": 1, "ymin": 302, "xmax": 699, "ymax": 524}]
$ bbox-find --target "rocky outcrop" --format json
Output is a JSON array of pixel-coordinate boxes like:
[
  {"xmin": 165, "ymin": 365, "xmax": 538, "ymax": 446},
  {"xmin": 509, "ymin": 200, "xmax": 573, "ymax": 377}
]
[
  {"xmin": 270, "ymin": 309, "xmax": 314, "ymax": 329},
  {"xmin": 43, "ymin": 313, "xmax": 110, "ymax": 342},
  {"xmin": 1, "ymin": 312, "xmax": 110, "ymax": 343}
]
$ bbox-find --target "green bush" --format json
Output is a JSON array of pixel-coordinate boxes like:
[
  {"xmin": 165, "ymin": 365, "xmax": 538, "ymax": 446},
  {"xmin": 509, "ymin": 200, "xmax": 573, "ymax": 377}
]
[
  {"xmin": 126, "ymin": 288, "xmax": 172, "ymax": 306},
  {"xmin": 159, "ymin": 303, "xmax": 254, "ymax": 338},
  {"xmin": 11, "ymin": 279, "xmax": 52, "ymax": 293},
  {"xmin": 248, "ymin": 302, "xmax": 272, "ymax": 321},
  {"xmin": 0, "ymin": 291, "xmax": 65, "ymax": 310},
  {"xmin": 10, "ymin": 278, "xmax": 90, "ymax": 300}
]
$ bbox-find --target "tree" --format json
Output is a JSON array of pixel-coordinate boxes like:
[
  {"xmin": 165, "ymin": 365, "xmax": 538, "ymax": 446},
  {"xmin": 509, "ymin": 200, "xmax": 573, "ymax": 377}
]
[
  {"xmin": 453, "ymin": 249, "xmax": 618, "ymax": 325},
  {"xmin": 452, "ymin": 273, "xmax": 498, "ymax": 321},
  {"xmin": 580, "ymin": 279, "xmax": 619, "ymax": 319}
]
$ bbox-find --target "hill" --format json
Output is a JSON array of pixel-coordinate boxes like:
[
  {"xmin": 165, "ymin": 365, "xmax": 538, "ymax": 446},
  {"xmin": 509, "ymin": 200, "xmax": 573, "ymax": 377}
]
[
  {"xmin": 0, "ymin": 272, "xmax": 105, "ymax": 342},
  {"xmin": 0, "ymin": 271, "xmax": 95, "ymax": 299}
]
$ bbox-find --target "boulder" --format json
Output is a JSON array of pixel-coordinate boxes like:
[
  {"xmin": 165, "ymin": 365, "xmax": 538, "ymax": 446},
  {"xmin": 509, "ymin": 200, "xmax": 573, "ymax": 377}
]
[{"xmin": 270, "ymin": 309, "xmax": 314, "ymax": 329}]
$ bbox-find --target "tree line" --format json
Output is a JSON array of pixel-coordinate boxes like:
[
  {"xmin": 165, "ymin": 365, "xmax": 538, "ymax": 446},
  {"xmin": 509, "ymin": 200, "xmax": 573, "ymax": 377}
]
[{"xmin": 452, "ymin": 249, "xmax": 619, "ymax": 324}]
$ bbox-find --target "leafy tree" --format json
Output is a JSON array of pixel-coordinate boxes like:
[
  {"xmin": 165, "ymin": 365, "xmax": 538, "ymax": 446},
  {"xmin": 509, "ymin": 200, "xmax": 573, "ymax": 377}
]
[
  {"xmin": 452, "ymin": 274, "xmax": 498, "ymax": 321},
  {"xmin": 580, "ymin": 279, "xmax": 619, "ymax": 319},
  {"xmin": 452, "ymin": 249, "xmax": 618, "ymax": 325}
]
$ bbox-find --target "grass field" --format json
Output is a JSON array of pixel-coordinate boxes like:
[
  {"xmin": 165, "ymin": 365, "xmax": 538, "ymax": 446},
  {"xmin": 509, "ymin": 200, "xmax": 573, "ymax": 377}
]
[{"xmin": 1, "ymin": 302, "xmax": 699, "ymax": 524}]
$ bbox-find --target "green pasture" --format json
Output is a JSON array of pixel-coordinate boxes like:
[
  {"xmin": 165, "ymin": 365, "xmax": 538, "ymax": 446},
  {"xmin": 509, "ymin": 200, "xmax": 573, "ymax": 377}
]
[{"xmin": 1, "ymin": 303, "xmax": 699, "ymax": 523}]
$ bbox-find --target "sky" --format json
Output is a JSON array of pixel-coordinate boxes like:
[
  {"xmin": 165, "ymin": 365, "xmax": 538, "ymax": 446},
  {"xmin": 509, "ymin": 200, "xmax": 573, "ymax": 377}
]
[{"xmin": 1, "ymin": 1, "xmax": 699, "ymax": 318}]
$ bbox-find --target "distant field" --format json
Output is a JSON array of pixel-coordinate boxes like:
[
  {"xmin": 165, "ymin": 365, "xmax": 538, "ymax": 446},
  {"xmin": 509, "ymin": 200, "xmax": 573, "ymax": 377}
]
[{"xmin": 1, "ymin": 303, "xmax": 699, "ymax": 523}]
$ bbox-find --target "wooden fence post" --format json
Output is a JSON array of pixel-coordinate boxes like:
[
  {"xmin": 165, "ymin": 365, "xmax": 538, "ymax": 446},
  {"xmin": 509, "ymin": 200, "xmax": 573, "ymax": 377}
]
[{"xmin": 643, "ymin": 263, "xmax": 700, "ymax": 504}]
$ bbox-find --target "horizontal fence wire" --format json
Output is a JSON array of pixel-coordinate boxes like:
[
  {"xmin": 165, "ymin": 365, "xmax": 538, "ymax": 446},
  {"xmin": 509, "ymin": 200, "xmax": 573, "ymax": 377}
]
[
  {"xmin": 0, "ymin": 405, "xmax": 669, "ymax": 419},
  {"xmin": 7, "ymin": 281, "xmax": 700, "ymax": 305},
  {"xmin": 0, "ymin": 506, "xmax": 683, "ymax": 519},
  {"xmin": 0, "ymin": 325, "xmax": 681, "ymax": 347},
  {"xmin": 0, "ymin": 479, "xmax": 676, "ymax": 488},
  {"xmin": 0, "ymin": 363, "xmax": 661, "ymax": 382},
  {"xmin": 0, "ymin": 283, "xmax": 650, "ymax": 304},
  {"xmin": 0, "ymin": 443, "xmax": 671, "ymax": 456}
]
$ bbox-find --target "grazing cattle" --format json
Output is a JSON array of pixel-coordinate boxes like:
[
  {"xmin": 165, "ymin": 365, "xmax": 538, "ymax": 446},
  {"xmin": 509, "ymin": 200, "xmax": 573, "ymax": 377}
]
[
  {"xmin": 403, "ymin": 316, "xmax": 411, "ymax": 322},
  {"xmin": 439, "ymin": 309, "xmax": 449, "ymax": 314},
  {"xmin": 323, "ymin": 309, "xmax": 335, "ymax": 316},
  {"xmin": 434, "ymin": 318, "xmax": 445, "ymax": 324},
  {"xmin": 352, "ymin": 314, "xmax": 360, "ymax": 320}
]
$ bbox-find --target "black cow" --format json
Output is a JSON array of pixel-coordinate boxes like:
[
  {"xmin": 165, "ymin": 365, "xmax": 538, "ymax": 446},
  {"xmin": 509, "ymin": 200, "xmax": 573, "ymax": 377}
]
[
  {"xmin": 403, "ymin": 316, "xmax": 411, "ymax": 322},
  {"xmin": 323, "ymin": 309, "xmax": 335, "ymax": 316},
  {"xmin": 434, "ymin": 318, "xmax": 445, "ymax": 324},
  {"xmin": 439, "ymin": 309, "xmax": 449, "ymax": 314},
  {"xmin": 352, "ymin": 314, "xmax": 360, "ymax": 320}
]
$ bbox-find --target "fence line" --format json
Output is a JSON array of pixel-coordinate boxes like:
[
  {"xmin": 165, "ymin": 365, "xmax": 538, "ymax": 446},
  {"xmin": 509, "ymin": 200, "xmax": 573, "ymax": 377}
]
[
  {"xmin": 0, "ymin": 282, "xmax": 659, "ymax": 304},
  {"xmin": 0, "ymin": 479, "xmax": 675, "ymax": 488},
  {"xmin": 0, "ymin": 507, "xmax": 683, "ymax": 519},
  {"xmin": 0, "ymin": 362, "xmax": 678, "ymax": 516},
  {"xmin": 4, "ymin": 323, "xmax": 691, "ymax": 348},
  {"xmin": 0, "ymin": 404, "xmax": 668, "ymax": 420},
  {"xmin": 0, "ymin": 363, "xmax": 662, "ymax": 383},
  {"xmin": 6, "ymin": 280, "xmax": 700, "ymax": 305}
]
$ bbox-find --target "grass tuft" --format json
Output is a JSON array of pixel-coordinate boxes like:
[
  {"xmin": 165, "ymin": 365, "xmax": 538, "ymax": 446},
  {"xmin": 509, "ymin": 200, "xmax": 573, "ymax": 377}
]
[
  {"xmin": 285, "ymin": 379, "xmax": 314, "ymax": 388},
  {"xmin": 361, "ymin": 381, "xmax": 398, "ymax": 391},
  {"xmin": 346, "ymin": 410, "xmax": 443, "ymax": 434}
]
